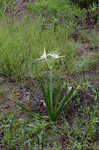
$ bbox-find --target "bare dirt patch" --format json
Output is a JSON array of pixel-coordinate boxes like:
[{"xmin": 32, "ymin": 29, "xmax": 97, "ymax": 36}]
[{"xmin": 0, "ymin": 75, "xmax": 18, "ymax": 112}]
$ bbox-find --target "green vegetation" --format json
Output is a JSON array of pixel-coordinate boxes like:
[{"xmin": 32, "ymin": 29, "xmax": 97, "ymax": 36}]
[
  {"xmin": 74, "ymin": 0, "xmax": 98, "ymax": 8},
  {"xmin": 0, "ymin": 0, "xmax": 15, "ymax": 16},
  {"xmin": 0, "ymin": 16, "xmax": 79, "ymax": 79},
  {"xmin": 0, "ymin": 0, "xmax": 99, "ymax": 149},
  {"xmin": 0, "ymin": 86, "xmax": 99, "ymax": 149},
  {"xmin": 0, "ymin": 16, "xmax": 99, "ymax": 80}
]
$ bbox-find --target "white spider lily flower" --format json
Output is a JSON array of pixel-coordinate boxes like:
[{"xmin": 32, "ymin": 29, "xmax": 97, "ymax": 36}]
[
  {"xmin": 47, "ymin": 53, "xmax": 65, "ymax": 59},
  {"xmin": 35, "ymin": 49, "xmax": 65, "ymax": 63}
]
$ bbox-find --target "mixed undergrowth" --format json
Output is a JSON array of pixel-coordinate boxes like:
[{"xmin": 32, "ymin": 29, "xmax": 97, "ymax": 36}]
[{"xmin": 0, "ymin": 0, "xmax": 99, "ymax": 149}]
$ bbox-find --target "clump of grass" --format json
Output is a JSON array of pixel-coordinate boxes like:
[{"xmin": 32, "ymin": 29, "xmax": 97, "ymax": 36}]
[
  {"xmin": 26, "ymin": 0, "xmax": 84, "ymax": 23},
  {"xmin": 0, "ymin": 14, "xmax": 98, "ymax": 81},
  {"xmin": 0, "ymin": 16, "xmax": 81, "ymax": 80}
]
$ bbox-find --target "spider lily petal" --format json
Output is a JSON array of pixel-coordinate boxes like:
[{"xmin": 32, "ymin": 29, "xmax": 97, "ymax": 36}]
[
  {"xmin": 47, "ymin": 53, "xmax": 65, "ymax": 59},
  {"xmin": 41, "ymin": 48, "xmax": 47, "ymax": 59},
  {"xmin": 36, "ymin": 48, "xmax": 47, "ymax": 61},
  {"xmin": 67, "ymin": 86, "xmax": 72, "ymax": 91}
]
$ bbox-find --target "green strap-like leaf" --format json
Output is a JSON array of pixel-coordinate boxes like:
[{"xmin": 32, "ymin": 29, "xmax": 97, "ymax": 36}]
[
  {"xmin": 56, "ymin": 88, "xmax": 76, "ymax": 116},
  {"xmin": 54, "ymin": 87, "xmax": 63, "ymax": 112},
  {"xmin": 40, "ymin": 78, "xmax": 51, "ymax": 114},
  {"xmin": 16, "ymin": 102, "xmax": 35, "ymax": 116}
]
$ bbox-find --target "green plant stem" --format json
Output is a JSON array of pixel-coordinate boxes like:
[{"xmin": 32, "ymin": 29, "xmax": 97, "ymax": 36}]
[{"xmin": 49, "ymin": 66, "xmax": 53, "ymax": 112}]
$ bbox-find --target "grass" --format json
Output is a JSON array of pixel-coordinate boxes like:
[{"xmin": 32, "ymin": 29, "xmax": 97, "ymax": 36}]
[
  {"xmin": 0, "ymin": 15, "xmax": 98, "ymax": 80},
  {"xmin": 0, "ymin": 0, "xmax": 98, "ymax": 80},
  {"xmin": 0, "ymin": 0, "xmax": 15, "ymax": 16},
  {"xmin": 0, "ymin": 88, "xmax": 6, "ymax": 95},
  {"xmin": 0, "ymin": 16, "xmax": 78, "ymax": 79},
  {"xmin": 0, "ymin": 84, "xmax": 99, "ymax": 149}
]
